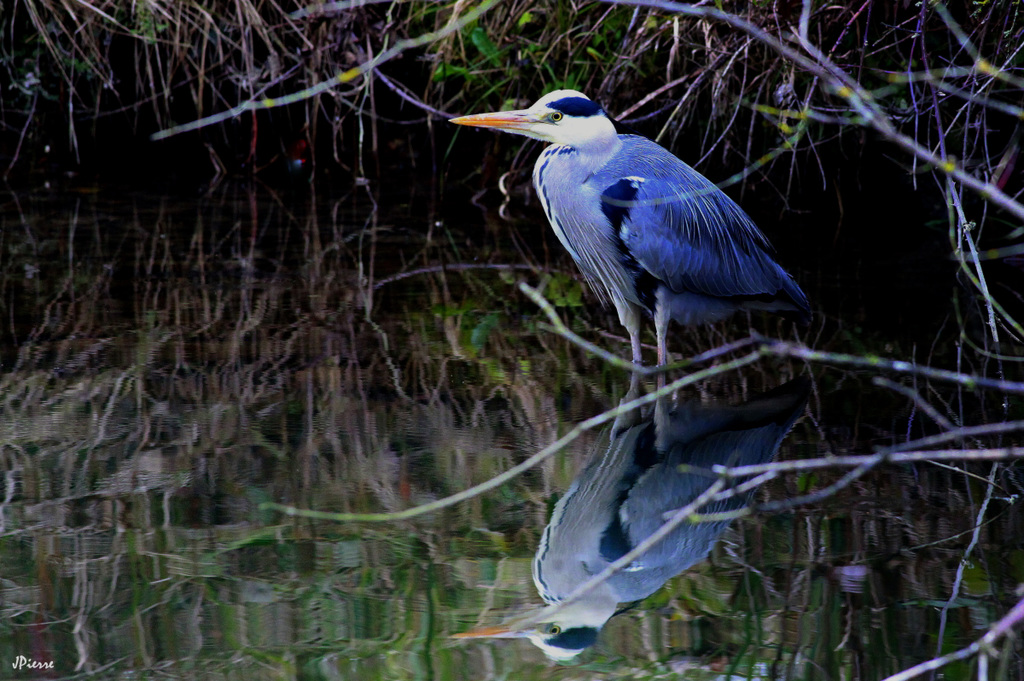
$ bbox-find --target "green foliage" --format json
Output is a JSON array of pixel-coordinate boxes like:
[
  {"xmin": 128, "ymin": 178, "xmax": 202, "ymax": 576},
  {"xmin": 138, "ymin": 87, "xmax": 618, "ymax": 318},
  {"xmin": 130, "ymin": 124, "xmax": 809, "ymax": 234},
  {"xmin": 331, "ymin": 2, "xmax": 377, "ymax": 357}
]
[
  {"xmin": 469, "ymin": 27, "xmax": 501, "ymax": 67},
  {"xmin": 470, "ymin": 311, "xmax": 500, "ymax": 351},
  {"xmin": 542, "ymin": 273, "xmax": 584, "ymax": 308},
  {"xmin": 433, "ymin": 63, "xmax": 472, "ymax": 82},
  {"xmin": 132, "ymin": 2, "xmax": 167, "ymax": 45}
]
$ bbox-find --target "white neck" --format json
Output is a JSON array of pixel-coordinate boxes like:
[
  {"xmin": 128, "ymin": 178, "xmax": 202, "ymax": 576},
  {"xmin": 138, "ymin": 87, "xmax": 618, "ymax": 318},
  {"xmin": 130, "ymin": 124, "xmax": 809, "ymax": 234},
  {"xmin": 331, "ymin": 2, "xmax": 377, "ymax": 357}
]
[{"xmin": 555, "ymin": 115, "xmax": 621, "ymax": 177}]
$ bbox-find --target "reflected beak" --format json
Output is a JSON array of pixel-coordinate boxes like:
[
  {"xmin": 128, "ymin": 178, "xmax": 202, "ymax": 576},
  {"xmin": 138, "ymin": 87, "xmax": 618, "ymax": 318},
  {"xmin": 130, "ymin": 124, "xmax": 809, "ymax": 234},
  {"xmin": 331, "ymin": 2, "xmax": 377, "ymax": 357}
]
[
  {"xmin": 451, "ymin": 624, "xmax": 531, "ymax": 640},
  {"xmin": 452, "ymin": 609, "xmax": 543, "ymax": 640},
  {"xmin": 449, "ymin": 110, "xmax": 540, "ymax": 134}
]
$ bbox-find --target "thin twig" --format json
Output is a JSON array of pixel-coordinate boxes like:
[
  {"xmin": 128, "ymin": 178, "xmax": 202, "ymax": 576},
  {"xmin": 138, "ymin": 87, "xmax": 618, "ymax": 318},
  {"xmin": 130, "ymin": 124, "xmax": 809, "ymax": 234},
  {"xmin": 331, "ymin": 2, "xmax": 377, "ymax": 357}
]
[
  {"xmin": 3, "ymin": 92, "xmax": 37, "ymax": 179},
  {"xmin": 716, "ymin": 447, "xmax": 1024, "ymax": 479},
  {"xmin": 520, "ymin": 282, "xmax": 655, "ymax": 375},
  {"xmin": 882, "ymin": 421, "xmax": 1024, "ymax": 454},
  {"xmin": 374, "ymin": 70, "xmax": 455, "ymax": 118},
  {"xmin": 759, "ymin": 338, "xmax": 1024, "ymax": 394}
]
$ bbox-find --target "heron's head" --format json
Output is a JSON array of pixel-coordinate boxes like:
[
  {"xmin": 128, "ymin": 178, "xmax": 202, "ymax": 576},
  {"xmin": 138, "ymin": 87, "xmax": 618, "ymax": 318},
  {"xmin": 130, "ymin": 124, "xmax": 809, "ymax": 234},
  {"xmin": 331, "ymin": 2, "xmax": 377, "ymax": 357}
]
[
  {"xmin": 452, "ymin": 597, "xmax": 615, "ymax": 661},
  {"xmin": 450, "ymin": 90, "xmax": 617, "ymax": 149}
]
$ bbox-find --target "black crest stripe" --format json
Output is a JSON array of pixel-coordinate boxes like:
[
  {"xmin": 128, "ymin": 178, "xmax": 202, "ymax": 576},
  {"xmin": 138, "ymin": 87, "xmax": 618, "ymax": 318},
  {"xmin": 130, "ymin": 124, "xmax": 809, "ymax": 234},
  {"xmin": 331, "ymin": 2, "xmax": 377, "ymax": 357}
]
[{"xmin": 549, "ymin": 97, "xmax": 603, "ymax": 117}]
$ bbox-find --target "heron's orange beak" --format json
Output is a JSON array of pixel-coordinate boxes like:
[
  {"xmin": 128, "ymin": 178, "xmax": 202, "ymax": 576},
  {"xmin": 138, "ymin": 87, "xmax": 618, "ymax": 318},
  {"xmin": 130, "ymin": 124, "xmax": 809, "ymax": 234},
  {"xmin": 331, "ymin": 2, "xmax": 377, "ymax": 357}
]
[{"xmin": 449, "ymin": 110, "xmax": 538, "ymax": 133}]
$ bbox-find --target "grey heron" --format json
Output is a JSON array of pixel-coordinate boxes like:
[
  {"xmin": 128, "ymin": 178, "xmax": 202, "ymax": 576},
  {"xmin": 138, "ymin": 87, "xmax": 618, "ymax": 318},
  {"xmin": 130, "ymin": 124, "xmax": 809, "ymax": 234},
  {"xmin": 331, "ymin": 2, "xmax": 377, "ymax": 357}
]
[
  {"xmin": 453, "ymin": 377, "xmax": 809, "ymax": 660},
  {"xmin": 451, "ymin": 90, "xmax": 810, "ymax": 366}
]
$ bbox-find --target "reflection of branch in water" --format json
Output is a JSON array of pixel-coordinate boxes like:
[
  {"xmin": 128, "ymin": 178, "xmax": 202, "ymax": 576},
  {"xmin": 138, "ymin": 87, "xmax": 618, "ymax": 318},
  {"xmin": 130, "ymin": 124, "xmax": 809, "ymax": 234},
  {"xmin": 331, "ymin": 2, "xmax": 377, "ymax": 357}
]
[
  {"xmin": 934, "ymin": 462, "xmax": 999, "ymax": 670},
  {"xmin": 263, "ymin": 321, "xmax": 1024, "ymax": 526},
  {"xmin": 883, "ymin": 594, "xmax": 1024, "ymax": 681},
  {"xmin": 262, "ymin": 349, "xmax": 765, "ymax": 523}
]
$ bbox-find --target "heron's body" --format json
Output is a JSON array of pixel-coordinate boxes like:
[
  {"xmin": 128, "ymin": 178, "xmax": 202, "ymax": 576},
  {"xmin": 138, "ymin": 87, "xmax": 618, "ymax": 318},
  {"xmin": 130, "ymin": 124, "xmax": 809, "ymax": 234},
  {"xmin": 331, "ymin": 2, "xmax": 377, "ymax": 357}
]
[{"xmin": 452, "ymin": 90, "xmax": 810, "ymax": 365}]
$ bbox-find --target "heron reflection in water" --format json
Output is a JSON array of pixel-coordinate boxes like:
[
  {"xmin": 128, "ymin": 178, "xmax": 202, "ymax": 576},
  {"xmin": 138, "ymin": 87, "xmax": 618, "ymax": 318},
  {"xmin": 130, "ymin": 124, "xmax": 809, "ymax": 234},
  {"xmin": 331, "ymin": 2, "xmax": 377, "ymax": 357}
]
[{"xmin": 454, "ymin": 378, "xmax": 809, "ymax": 660}]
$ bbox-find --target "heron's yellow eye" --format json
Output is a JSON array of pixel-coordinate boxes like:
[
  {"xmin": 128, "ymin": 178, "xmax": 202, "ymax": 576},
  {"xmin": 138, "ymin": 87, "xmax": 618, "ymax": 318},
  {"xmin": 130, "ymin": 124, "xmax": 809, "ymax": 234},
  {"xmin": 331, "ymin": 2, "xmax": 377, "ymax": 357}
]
[
  {"xmin": 550, "ymin": 112, "xmax": 563, "ymax": 123},
  {"xmin": 549, "ymin": 624, "xmax": 562, "ymax": 635}
]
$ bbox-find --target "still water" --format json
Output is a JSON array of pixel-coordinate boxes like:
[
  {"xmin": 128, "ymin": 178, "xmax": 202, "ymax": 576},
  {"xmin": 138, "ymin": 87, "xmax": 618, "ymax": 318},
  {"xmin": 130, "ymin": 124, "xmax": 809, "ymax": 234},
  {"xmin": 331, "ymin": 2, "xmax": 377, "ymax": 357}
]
[{"xmin": 1, "ymin": 180, "xmax": 1021, "ymax": 680}]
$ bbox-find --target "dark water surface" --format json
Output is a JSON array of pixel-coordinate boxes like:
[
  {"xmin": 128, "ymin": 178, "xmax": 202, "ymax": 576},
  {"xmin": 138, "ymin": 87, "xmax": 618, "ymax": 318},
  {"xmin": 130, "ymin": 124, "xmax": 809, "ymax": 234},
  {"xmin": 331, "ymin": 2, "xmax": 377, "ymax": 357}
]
[{"xmin": 1, "ymin": 181, "xmax": 1021, "ymax": 680}]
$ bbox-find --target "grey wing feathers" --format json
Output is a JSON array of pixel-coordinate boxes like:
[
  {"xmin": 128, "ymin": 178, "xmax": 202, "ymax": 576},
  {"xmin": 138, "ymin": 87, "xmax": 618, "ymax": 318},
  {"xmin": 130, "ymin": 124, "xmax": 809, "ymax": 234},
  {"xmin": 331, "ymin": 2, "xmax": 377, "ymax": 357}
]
[{"xmin": 600, "ymin": 136, "xmax": 809, "ymax": 317}]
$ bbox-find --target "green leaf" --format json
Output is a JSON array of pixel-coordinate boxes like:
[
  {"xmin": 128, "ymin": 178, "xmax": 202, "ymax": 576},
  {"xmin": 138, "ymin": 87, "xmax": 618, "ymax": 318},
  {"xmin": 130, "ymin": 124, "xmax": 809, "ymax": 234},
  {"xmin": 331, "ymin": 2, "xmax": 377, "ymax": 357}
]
[
  {"xmin": 471, "ymin": 313, "xmax": 500, "ymax": 351},
  {"xmin": 470, "ymin": 27, "xmax": 501, "ymax": 67},
  {"xmin": 432, "ymin": 63, "xmax": 471, "ymax": 82},
  {"xmin": 432, "ymin": 302, "xmax": 473, "ymax": 317},
  {"xmin": 517, "ymin": 11, "xmax": 534, "ymax": 29},
  {"xmin": 963, "ymin": 563, "xmax": 991, "ymax": 596}
]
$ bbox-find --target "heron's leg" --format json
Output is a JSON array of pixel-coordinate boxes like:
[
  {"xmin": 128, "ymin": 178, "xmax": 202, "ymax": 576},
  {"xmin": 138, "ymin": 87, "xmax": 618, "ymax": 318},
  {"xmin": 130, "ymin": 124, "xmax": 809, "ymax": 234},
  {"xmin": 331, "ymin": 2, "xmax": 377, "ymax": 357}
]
[
  {"xmin": 615, "ymin": 299, "xmax": 644, "ymax": 368},
  {"xmin": 630, "ymin": 329, "xmax": 643, "ymax": 367},
  {"xmin": 654, "ymin": 295, "xmax": 672, "ymax": 367}
]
